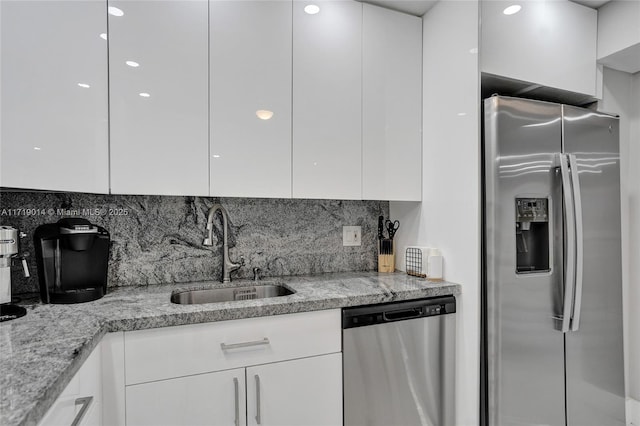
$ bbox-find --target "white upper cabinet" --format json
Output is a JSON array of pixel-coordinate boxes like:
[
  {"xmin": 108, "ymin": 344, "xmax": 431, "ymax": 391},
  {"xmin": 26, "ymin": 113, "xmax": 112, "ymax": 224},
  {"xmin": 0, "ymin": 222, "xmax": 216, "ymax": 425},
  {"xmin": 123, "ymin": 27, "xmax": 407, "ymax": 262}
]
[
  {"xmin": 292, "ymin": 0, "xmax": 363, "ymax": 200},
  {"xmin": 362, "ymin": 5, "xmax": 422, "ymax": 201},
  {"xmin": 481, "ymin": 0, "xmax": 598, "ymax": 96},
  {"xmin": 596, "ymin": 0, "xmax": 640, "ymax": 73},
  {"xmin": 0, "ymin": 0, "xmax": 109, "ymax": 193},
  {"xmin": 108, "ymin": 0, "xmax": 209, "ymax": 196},
  {"xmin": 210, "ymin": 1, "xmax": 292, "ymax": 198}
]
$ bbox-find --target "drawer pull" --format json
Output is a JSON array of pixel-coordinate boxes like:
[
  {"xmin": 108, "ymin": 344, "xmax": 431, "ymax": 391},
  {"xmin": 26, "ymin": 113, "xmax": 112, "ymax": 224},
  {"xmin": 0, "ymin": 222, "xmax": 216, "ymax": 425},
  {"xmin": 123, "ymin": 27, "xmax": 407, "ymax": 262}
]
[
  {"xmin": 233, "ymin": 377, "xmax": 240, "ymax": 426},
  {"xmin": 71, "ymin": 396, "xmax": 93, "ymax": 426},
  {"xmin": 220, "ymin": 337, "xmax": 270, "ymax": 351},
  {"xmin": 255, "ymin": 374, "xmax": 262, "ymax": 425}
]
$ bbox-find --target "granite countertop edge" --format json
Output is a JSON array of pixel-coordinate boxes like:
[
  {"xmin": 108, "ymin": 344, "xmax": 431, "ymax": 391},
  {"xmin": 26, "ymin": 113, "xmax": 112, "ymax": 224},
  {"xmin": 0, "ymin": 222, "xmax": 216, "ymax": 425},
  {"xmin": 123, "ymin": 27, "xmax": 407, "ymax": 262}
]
[{"xmin": 1, "ymin": 271, "xmax": 460, "ymax": 426}]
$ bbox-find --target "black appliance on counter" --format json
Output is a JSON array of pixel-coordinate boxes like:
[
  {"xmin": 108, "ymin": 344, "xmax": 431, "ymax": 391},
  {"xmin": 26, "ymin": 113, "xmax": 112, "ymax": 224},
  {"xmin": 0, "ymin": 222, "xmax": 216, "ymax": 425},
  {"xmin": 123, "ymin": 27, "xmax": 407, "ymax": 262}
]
[{"xmin": 34, "ymin": 218, "xmax": 109, "ymax": 304}]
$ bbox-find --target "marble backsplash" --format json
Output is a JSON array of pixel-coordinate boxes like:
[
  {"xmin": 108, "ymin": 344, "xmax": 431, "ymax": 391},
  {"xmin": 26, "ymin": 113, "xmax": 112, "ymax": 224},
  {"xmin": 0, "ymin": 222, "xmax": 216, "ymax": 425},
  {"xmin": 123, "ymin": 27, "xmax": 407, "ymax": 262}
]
[{"xmin": 0, "ymin": 191, "xmax": 388, "ymax": 295}]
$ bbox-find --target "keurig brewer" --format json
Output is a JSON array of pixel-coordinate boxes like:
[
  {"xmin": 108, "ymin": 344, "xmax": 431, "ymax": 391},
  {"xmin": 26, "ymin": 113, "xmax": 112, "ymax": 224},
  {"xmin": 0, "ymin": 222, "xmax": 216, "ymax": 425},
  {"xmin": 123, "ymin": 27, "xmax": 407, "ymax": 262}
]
[{"xmin": 34, "ymin": 218, "xmax": 110, "ymax": 304}]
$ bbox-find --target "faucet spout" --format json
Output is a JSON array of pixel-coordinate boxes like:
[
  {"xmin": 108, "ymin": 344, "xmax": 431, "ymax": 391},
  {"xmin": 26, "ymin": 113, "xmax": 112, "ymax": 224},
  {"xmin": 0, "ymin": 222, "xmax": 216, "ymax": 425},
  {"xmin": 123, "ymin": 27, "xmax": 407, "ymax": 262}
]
[{"xmin": 204, "ymin": 204, "xmax": 244, "ymax": 283}]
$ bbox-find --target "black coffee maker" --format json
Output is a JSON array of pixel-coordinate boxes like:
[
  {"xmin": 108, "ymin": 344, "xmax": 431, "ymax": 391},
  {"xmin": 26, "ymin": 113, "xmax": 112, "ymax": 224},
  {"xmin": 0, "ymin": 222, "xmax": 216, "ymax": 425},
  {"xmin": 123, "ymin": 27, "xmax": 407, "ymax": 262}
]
[{"xmin": 34, "ymin": 218, "xmax": 110, "ymax": 304}]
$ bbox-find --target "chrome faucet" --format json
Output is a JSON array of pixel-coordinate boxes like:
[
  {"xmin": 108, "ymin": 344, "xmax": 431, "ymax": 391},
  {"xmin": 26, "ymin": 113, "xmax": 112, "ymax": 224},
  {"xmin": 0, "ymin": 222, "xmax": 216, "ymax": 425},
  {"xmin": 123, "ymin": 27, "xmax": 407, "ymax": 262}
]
[{"xmin": 203, "ymin": 204, "xmax": 244, "ymax": 283}]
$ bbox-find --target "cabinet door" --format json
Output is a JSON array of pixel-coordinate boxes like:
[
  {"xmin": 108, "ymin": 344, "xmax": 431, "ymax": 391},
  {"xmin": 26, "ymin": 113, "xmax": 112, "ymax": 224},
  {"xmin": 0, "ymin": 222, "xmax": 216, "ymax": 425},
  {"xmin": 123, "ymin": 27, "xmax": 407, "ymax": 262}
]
[
  {"xmin": 125, "ymin": 368, "xmax": 246, "ymax": 426},
  {"xmin": 0, "ymin": 0, "xmax": 109, "ymax": 193},
  {"xmin": 246, "ymin": 353, "xmax": 342, "ymax": 426},
  {"xmin": 481, "ymin": 0, "xmax": 597, "ymax": 96},
  {"xmin": 101, "ymin": 332, "xmax": 125, "ymax": 426},
  {"xmin": 362, "ymin": 5, "xmax": 422, "ymax": 201},
  {"xmin": 210, "ymin": 1, "xmax": 292, "ymax": 198},
  {"xmin": 292, "ymin": 0, "xmax": 362, "ymax": 200},
  {"xmin": 39, "ymin": 344, "xmax": 103, "ymax": 426},
  {"xmin": 109, "ymin": 0, "xmax": 209, "ymax": 196}
]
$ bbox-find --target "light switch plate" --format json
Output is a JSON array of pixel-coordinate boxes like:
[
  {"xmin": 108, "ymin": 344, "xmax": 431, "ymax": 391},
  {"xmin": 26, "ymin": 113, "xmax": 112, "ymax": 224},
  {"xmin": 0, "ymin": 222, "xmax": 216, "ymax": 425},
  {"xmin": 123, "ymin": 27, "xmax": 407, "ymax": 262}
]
[{"xmin": 343, "ymin": 226, "xmax": 361, "ymax": 246}]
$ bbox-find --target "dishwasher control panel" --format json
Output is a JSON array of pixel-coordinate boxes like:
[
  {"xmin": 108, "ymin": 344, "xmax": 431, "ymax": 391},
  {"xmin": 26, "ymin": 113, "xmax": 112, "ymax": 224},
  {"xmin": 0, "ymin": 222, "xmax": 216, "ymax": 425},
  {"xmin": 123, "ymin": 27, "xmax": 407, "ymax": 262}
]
[{"xmin": 342, "ymin": 296, "xmax": 456, "ymax": 329}]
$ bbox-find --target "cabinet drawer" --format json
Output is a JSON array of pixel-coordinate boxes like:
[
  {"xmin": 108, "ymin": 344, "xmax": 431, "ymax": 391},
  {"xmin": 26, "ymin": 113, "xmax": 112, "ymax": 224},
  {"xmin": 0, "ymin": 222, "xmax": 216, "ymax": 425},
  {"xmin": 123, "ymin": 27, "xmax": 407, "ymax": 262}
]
[{"xmin": 124, "ymin": 309, "xmax": 341, "ymax": 385}]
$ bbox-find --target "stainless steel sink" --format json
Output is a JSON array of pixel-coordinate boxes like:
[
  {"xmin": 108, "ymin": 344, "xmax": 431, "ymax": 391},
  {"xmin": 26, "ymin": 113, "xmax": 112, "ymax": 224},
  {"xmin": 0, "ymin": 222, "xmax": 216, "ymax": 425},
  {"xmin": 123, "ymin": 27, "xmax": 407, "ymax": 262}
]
[{"xmin": 170, "ymin": 284, "xmax": 295, "ymax": 305}]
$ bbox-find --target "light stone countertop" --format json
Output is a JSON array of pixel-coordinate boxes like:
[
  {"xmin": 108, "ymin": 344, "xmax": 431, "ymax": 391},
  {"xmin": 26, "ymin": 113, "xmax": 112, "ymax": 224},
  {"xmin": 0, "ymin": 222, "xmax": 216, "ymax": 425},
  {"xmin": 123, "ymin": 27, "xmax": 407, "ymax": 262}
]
[{"xmin": 0, "ymin": 271, "xmax": 460, "ymax": 426}]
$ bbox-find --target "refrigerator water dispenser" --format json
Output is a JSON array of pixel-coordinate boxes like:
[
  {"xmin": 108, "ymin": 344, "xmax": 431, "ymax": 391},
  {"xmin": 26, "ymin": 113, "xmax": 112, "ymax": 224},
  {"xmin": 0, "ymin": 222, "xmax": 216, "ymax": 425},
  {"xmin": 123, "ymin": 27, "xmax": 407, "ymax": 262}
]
[{"xmin": 515, "ymin": 198, "xmax": 550, "ymax": 273}]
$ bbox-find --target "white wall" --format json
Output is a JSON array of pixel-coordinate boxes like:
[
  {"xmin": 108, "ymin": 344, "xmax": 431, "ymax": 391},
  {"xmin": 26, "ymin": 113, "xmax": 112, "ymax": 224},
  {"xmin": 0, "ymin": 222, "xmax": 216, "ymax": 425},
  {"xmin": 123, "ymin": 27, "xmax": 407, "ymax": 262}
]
[
  {"xmin": 597, "ymin": 67, "xmax": 640, "ymax": 420},
  {"xmin": 390, "ymin": 1, "xmax": 480, "ymax": 424},
  {"xmin": 630, "ymin": 69, "xmax": 640, "ymax": 422}
]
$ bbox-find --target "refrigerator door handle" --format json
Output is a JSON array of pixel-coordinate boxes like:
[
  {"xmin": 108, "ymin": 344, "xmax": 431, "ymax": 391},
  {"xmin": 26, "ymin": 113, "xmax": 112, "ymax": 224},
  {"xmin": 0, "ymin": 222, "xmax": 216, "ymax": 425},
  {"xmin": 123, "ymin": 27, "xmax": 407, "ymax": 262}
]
[
  {"xmin": 559, "ymin": 153, "xmax": 576, "ymax": 333},
  {"xmin": 568, "ymin": 154, "xmax": 584, "ymax": 331}
]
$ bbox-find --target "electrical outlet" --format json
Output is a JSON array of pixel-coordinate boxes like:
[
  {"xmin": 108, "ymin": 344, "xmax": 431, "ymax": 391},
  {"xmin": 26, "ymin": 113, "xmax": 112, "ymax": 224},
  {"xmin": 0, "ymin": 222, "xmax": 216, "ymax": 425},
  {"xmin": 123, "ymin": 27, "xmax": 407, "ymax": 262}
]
[{"xmin": 343, "ymin": 226, "xmax": 361, "ymax": 246}]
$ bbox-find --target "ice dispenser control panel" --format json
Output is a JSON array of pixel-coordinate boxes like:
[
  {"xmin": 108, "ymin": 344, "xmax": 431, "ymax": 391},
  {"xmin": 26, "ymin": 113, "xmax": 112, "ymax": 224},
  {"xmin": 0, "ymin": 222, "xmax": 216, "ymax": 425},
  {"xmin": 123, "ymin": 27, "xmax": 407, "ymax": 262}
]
[
  {"xmin": 516, "ymin": 198, "xmax": 550, "ymax": 273},
  {"xmin": 516, "ymin": 198, "xmax": 548, "ymax": 223}
]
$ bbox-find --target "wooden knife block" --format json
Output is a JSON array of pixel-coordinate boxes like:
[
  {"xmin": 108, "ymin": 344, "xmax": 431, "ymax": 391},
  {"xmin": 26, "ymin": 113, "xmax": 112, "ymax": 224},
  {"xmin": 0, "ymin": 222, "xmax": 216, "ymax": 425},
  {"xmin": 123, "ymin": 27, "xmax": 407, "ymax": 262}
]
[{"xmin": 378, "ymin": 242, "xmax": 395, "ymax": 273}]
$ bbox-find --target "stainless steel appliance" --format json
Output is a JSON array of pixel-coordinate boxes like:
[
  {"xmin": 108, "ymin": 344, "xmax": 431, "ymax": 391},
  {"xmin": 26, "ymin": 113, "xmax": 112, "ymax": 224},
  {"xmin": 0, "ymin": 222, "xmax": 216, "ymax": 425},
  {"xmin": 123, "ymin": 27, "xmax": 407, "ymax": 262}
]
[
  {"xmin": 343, "ymin": 296, "xmax": 456, "ymax": 426},
  {"xmin": 34, "ymin": 218, "xmax": 110, "ymax": 304},
  {"xmin": 0, "ymin": 225, "xmax": 29, "ymax": 321},
  {"xmin": 482, "ymin": 96, "xmax": 626, "ymax": 425}
]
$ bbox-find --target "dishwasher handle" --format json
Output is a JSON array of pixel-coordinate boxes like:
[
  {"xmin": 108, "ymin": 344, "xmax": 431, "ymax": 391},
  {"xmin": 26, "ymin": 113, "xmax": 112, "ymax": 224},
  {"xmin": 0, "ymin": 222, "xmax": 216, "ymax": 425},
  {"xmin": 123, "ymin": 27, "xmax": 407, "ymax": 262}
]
[
  {"xmin": 383, "ymin": 307, "xmax": 423, "ymax": 321},
  {"xmin": 342, "ymin": 296, "xmax": 456, "ymax": 329}
]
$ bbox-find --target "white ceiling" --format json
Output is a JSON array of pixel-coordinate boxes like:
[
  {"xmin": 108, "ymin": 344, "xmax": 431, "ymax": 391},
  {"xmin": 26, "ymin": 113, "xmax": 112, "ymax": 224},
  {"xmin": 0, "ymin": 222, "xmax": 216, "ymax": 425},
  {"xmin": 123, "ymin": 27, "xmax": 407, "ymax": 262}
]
[
  {"xmin": 361, "ymin": 0, "xmax": 611, "ymax": 17},
  {"xmin": 569, "ymin": 0, "xmax": 611, "ymax": 8},
  {"xmin": 360, "ymin": 0, "xmax": 437, "ymax": 17}
]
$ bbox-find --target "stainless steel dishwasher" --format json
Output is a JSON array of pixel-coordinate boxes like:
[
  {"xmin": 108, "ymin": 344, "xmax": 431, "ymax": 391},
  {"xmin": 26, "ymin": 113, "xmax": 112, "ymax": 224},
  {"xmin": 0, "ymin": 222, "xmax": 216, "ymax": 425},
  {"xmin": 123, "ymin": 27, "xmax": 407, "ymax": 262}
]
[{"xmin": 342, "ymin": 296, "xmax": 456, "ymax": 426}]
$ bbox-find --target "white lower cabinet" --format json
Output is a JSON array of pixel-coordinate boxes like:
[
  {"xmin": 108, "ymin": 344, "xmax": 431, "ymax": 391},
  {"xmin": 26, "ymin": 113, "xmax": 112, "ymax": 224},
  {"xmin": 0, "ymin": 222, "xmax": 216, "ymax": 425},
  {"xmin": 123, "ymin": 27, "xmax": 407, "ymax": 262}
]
[
  {"xmin": 38, "ymin": 332, "xmax": 125, "ymax": 426},
  {"xmin": 125, "ymin": 354, "xmax": 342, "ymax": 426},
  {"xmin": 123, "ymin": 310, "xmax": 343, "ymax": 426},
  {"xmin": 39, "ymin": 313, "xmax": 342, "ymax": 426},
  {"xmin": 246, "ymin": 353, "xmax": 343, "ymax": 426},
  {"xmin": 38, "ymin": 344, "xmax": 103, "ymax": 426},
  {"xmin": 126, "ymin": 368, "xmax": 246, "ymax": 426}
]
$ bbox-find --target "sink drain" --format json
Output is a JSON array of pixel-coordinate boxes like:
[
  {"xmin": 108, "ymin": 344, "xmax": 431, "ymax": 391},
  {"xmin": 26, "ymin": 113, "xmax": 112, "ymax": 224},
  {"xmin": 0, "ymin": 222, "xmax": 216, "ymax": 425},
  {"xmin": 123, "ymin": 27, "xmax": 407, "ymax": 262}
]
[{"xmin": 233, "ymin": 287, "xmax": 258, "ymax": 301}]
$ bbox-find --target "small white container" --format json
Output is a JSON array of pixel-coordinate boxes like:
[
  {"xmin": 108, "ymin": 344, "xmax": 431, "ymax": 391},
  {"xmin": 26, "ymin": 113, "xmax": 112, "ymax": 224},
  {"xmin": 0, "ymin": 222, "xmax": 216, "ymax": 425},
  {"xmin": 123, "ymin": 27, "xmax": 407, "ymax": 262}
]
[{"xmin": 427, "ymin": 249, "xmax": 443, "ymax": 281}]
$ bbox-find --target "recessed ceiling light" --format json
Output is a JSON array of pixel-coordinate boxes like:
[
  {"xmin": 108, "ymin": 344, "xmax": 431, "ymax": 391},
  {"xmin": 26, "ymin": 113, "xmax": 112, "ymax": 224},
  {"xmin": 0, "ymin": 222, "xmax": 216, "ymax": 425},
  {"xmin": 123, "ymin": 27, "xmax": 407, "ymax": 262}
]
[
  {"xmin": 108, "ymin": 6, "xmax": 124, "ymax": 17},
  {"xmin": 213, "ymin": 154, "xmax": 221, "ymax": 158},
  {"xmin": 139, "ymin": 92, "xmax": 150, "ymax": 98},
  {"xmin": 304, "ymin": 4, "xmax": 320, "ymax": 14},
  {"xmin": 126, "ymin": 60, "xmax": 140, "ymax": 67},
  {"xmin": 469, "ymin": 48, "xmax": 478, "ymax": 54},
  {"xmin": 256, "ymin": 110, "xmax": 274, "ymax": 120},
  {"xmin": 100, "ymin": 33, "xmax": 107, "ymax": 40},
  {"xmin": 503, "ymin": 5, "xmax": 521, "ymax": 15},
  {"xmin": 457, "ymin": 112, "xmax": 467, "ymax": 116},
  {"xmin": 77, "ymin": 83, "xmax": 90, "ymax": 88},
  {"xmin": 33, "ymin": 147, "xmax": 41, "ymax": 151}
]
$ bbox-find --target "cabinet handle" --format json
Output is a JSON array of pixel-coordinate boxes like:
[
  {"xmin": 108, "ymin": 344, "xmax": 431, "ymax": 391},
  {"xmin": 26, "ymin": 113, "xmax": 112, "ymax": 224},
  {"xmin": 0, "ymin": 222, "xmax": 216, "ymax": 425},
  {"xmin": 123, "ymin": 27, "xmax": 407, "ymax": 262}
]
[
  {"xmin": 220, "ymin": 337, "xmax": 270, "ymax": 351},
  {"xmin": 233, "ymin": 377, "xmax": 239, "ymax": 426},
  {"xmin": 71, "ymin": 396, "xmax": 93, "ymax": 426},
  {"xmin": 254, "ymin": 374, "xmax": 261, "ymax": 425}
]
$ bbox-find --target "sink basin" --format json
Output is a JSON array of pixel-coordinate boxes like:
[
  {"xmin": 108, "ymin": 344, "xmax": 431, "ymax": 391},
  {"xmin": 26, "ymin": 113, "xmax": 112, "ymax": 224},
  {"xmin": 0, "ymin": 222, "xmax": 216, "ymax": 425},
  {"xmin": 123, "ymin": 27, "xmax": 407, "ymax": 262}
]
[{"xmin": 170, "ymin": 284, "xmax": 295, "ymax": 305}]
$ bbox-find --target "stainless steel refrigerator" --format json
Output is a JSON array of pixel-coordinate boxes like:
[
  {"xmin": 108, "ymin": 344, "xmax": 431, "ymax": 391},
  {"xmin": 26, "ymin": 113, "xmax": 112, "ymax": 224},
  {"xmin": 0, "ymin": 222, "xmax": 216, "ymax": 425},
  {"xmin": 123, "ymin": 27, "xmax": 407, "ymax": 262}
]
[{"xmin": 482, "ymin": 96, "xmax": 626, "ymax": 426}]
